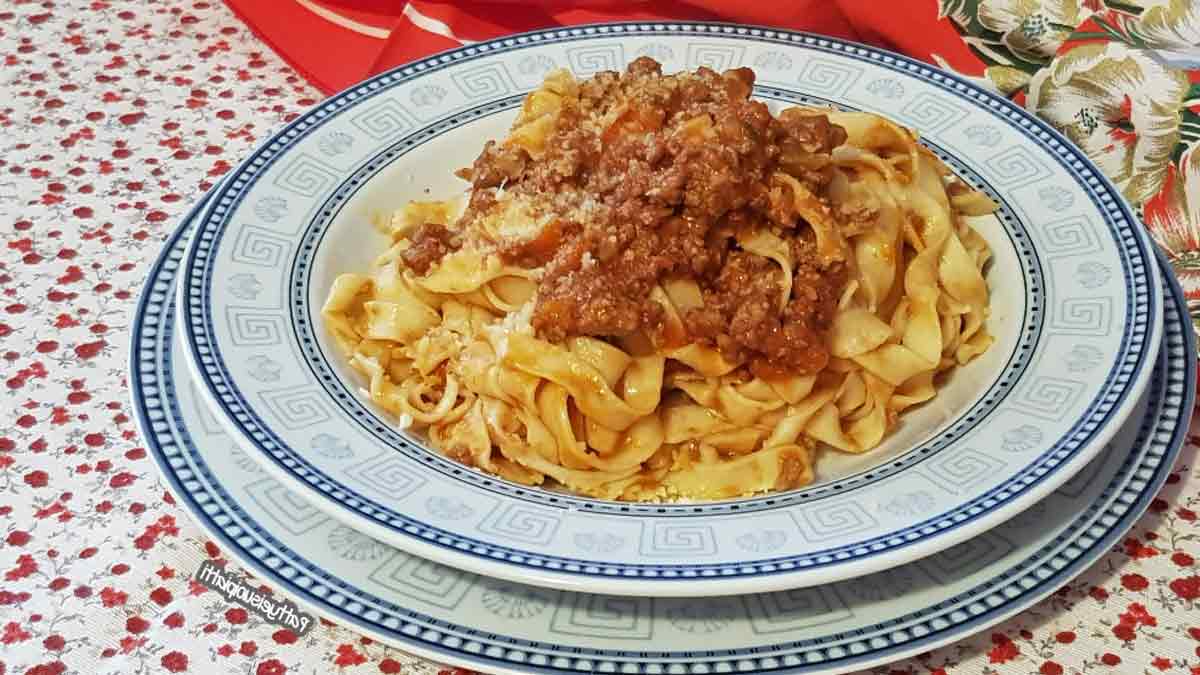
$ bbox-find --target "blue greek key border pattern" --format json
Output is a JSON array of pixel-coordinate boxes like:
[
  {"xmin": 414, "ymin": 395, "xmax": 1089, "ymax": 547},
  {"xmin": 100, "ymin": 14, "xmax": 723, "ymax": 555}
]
[
  {"xmin": 136, "ymin": 197, "xmax": 1192, "ymax": 673},
  {"xmin": 177, "ymin": 23, "xmax": 1158, "ymax": 580}
]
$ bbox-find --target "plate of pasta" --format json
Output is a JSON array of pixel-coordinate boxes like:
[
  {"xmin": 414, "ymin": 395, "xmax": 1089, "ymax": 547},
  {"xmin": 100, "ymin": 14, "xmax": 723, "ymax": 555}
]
[{"xmin": 177, "ymin": 23, "xmax": 1162, "ymax": 596}]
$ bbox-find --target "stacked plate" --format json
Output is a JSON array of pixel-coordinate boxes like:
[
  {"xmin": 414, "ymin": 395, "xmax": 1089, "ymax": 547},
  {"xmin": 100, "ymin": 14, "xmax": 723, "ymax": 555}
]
[{"xmin": 132, "ymin": 23, "xmax": 1195, "ymax": 675}]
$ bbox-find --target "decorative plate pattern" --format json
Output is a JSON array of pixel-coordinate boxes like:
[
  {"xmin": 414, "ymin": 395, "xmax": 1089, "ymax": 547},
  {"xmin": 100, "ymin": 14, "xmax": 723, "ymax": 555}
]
[
  {"xmin": 141, "ymin": 200, "xmax": 1193, "ymax": 675},
  {"xmin": 176, "ymin": 23, "xmax": 1162, "ymax": 595}
]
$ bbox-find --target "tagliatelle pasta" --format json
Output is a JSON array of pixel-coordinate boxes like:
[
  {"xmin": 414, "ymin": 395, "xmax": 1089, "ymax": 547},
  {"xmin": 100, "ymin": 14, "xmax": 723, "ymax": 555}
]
[{"xmin": 323, "ymin": 58, "xmax": 995, "ymax": 501}]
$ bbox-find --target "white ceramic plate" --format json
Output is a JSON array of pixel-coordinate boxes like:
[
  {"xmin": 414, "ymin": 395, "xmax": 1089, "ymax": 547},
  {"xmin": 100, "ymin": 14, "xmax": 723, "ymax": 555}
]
[
  {"xmin": 176, "ymin": 24, "xmax": 1162, "ymax": 596},
  {"xmin": 142, "ymin": 195, "xmax": 1192, "ymax": 674}
]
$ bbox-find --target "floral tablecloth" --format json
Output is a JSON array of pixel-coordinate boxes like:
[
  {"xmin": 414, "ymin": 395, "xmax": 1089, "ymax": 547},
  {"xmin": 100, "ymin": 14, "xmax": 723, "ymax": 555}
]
[{"xmin": 0, "ymin": 2, "xmax": 1198, "ymax": 675}]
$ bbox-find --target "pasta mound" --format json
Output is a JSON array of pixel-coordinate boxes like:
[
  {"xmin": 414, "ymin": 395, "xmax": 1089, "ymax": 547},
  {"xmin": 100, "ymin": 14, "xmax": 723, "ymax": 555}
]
[{"xmin": 323, "ymin": 58, "xmax": 996, "ymax": 501}]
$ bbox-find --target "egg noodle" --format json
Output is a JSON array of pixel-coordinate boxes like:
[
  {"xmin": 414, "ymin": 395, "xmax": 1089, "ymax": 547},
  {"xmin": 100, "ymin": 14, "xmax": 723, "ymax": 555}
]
[{"xmin": 323, "ymin": 59, "xmax": 996, "ymax": 501}]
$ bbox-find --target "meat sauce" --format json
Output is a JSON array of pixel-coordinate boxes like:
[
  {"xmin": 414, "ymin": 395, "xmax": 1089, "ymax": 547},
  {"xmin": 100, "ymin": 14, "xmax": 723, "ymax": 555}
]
[
  {"xmin": 400, "ymin": 223, "xmax": 459, "ymax": 276},
  {"xmin": 418, "ymin": 57, "xmax": 850, "ymax": 376}
]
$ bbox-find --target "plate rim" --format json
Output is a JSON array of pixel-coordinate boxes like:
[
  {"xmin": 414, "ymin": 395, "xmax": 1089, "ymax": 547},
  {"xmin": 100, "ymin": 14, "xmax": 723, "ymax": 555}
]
[
  {"xmin": 138, "ymin": 191, "xmax": 1193, "ymax": 675},
  {"xmin": 174, "ymin": 21, "xmax": 1164, "ymax": 595}
]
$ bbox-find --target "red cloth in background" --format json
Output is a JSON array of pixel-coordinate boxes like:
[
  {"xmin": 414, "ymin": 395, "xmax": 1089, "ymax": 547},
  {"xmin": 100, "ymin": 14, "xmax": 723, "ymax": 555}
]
[{"xmin": 222, "ymin": 0, "xmax": 980, "ymax": 95}]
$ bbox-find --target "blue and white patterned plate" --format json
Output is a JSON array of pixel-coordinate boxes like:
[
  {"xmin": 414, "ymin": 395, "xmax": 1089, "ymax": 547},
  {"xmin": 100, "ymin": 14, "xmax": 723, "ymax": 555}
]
[
  {"xmin": 142, "ymin": 193, "xmax": 1191, "ymax": 675},
  {"xmin": 176, "ymin": 23, "xmax": 1164, "ymax": 596}
]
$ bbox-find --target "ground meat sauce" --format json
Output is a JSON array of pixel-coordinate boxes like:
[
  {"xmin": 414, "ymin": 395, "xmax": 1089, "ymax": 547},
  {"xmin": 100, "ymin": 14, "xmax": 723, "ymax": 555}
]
[
  {"xmin": 429, "ymin": 58, "xmax": 851, "ymax": 376},
  {"xmin": 400, "ymin": 222, "xmax": 459, "ymax": 276}
]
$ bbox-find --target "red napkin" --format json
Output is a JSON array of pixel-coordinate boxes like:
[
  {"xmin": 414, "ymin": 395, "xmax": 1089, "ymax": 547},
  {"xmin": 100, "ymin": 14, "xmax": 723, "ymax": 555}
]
[{"xmin": 222, "ymin": 0, "xmax": 980, "ymax": 95}]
